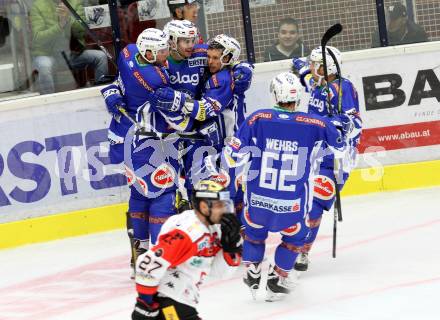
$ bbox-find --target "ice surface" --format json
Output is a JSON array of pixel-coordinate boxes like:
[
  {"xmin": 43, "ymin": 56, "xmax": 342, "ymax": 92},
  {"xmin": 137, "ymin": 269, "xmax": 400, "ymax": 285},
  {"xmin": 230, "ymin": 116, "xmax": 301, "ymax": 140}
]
[{"xmin": 1, "ymin": 187, "xmax": 439, "ymax": 319}]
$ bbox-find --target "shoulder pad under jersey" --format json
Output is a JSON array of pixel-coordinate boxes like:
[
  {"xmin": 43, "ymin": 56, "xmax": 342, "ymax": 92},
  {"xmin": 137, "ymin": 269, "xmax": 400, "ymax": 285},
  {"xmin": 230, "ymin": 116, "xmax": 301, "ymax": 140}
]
[{"xmin": 161, "ymin": 210, "xmax": 208, "ymax": 242}]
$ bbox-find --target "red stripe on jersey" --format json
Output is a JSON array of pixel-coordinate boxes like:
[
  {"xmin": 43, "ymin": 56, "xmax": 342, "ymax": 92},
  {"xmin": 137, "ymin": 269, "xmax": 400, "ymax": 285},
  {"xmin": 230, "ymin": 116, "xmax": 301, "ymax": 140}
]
[
  {"xmin": 136, "ymin": 283, "xmax": 158, "ymax": 295},
  {"xmin": 154, "ymin": 66, "xmax": 168, "ymax": 84},
  {"xmin": 123, "ymin": 47, "xmax": 130, "ymax": 58},
  {"xmin": 133, "ymin": 71, "xmax": 154, "ymax": 92}
]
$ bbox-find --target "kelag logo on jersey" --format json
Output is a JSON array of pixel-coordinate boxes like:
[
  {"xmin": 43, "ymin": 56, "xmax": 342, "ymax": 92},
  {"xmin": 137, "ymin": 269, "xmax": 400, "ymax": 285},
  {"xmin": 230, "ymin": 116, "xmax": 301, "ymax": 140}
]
[
  {"xmin": 250, "ymin": 193, "xmax": 300, "ymax": 213},
  {"xmin": 170, "ymin": 72, "xmax": 199, "ymax": 86}
]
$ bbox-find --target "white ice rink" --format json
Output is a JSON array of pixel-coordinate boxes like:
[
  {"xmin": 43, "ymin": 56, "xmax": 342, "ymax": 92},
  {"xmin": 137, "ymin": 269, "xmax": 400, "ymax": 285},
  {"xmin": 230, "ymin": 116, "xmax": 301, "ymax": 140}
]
[{"xmin": 1, "ymin": 187, "xmax": 440, "ymax": 320}]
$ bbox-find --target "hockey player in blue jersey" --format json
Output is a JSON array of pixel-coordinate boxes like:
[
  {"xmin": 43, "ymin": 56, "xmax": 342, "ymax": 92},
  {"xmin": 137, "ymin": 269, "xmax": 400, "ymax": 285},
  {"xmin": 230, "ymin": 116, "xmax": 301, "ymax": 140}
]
[
  {"xmin": 291, "ymin": 46, "xmax": 363, "ymax": 271},
  {"xmin": 216, "ymin": 72, "xmax": 352, "ymax": 301},
  {"xmin": 100, "ymin": 28, "xmax": 205, "ymax": 277},
  {"xmin": 153, "ymin": 32, "xmax": 249, "ymax": 194}
]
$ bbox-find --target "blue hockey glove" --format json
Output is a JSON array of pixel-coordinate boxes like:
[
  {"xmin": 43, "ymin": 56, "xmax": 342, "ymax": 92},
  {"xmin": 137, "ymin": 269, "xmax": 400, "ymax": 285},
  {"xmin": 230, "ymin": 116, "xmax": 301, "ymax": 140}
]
[
  {"xmin": 131, "ymin": 297, "xmax": 160, "ymax": 320},
  {"xmin": 331, "ymin": 114, "xmax": 354, "ymax": 137},
  {"xmin": 199, "ymin": 121, "xmax": 221, "ymax": 146},
  {"xmin": 101, "ymin": 84, "xmax": 125, "ymax": 117},
  {"xmin": 291, "ymin": 57, "xmax": 310, "ymax": 76},
  {"xmin": 233, "ymin": 62, "xmax": 254, "ymax": 94},
  {"xmin": 152, "ymin": 87, "xmax": 187, "ymax": 113}
]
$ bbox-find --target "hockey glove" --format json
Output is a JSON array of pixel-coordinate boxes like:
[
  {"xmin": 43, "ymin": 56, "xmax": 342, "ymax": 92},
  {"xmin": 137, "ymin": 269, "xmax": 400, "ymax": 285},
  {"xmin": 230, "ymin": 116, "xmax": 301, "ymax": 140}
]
[
  {"xmin": 152, "ymin": 87, "xmax": 187, "ymax": 113},
  {"xmin": 332, "ymin": 114, "xmax": 354, "ymax": 137},
  {"xmin": 131, "ymin": 297, "xmax": 160, "ymax": 320},
  {"xmin": 199, "ymin": 121, "xmax": 221, "ymax": 147},
  {"xmin": 220, "ymin": 213, "xmax": 242, "ymax": 254},
  {"xmin": 292, "ymin": 57, "xmax": 309, "ymax": 75},
  {"xmin": 176, "ymin": 190, "xmax": 192, "ymax": 213},
  {"xmin": 233, "ymin": 62, "xmax": 254, "ymax": 95},
  {"xmin": 100, "ymin": 84, "xmax": 125, "ymax": 119}
]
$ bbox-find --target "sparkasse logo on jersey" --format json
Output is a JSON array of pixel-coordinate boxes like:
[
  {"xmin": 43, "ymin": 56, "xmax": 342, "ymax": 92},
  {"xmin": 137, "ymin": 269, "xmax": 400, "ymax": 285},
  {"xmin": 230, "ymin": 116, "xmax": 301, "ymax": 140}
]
[
  {"xmin": 250, "ymin": 193, "xmax": 301, "ymax": 213},
  {"xmin": 170, "ymin": 72, "xmax": 199, "ymax": 85}
]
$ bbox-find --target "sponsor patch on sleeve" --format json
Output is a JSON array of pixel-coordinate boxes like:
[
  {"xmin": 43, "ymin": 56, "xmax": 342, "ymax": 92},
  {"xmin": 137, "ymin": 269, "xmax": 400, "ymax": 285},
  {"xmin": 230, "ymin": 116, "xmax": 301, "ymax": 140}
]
[
  {"xmin": 295, "ymin": 115, "xmax": 326, "ymax": 128},
  {"xmin": 133, "ymin": 71, "xmax": 154, "ymax": 92},
  {"xmin": 248, "ymin": 112, "xmax": 272, "ymax": 125},
  {"xmin": 123, "ymin": 47, "xmax": 130, "ymax": 58}
]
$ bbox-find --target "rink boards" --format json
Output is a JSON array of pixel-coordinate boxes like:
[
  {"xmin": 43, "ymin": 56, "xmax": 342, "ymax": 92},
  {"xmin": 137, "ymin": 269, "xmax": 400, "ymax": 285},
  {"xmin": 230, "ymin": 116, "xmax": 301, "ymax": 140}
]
[{"xmin": 1, "ymin": 42, "xmax": 440, "ymax": 248}]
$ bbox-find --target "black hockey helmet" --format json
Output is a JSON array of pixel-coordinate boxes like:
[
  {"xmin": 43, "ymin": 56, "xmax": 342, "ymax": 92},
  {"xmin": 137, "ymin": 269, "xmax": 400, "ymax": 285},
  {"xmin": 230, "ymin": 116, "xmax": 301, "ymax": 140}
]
[{"xmin": 191, "ymin": 180, "xmax": 234, "ymax": 218}]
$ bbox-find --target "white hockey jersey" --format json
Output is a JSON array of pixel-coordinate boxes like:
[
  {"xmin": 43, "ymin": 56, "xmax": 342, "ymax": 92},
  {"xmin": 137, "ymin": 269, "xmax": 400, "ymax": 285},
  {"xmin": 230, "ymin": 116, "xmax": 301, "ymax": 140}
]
[{"xmin": 135, "ymin": 210, "xmax": 241, "ymax": 308}]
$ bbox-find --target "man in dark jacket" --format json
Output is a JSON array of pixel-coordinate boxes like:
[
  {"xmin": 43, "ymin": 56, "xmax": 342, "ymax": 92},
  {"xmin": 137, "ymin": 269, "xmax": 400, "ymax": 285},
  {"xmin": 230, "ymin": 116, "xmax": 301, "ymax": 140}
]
[
  {"xmin": 372, "ymin": 2, "xmax": 428, "ymax": 47},
  {"xmin": 263, "ymin": 18, "xmax": 309, "ymax": 62}
]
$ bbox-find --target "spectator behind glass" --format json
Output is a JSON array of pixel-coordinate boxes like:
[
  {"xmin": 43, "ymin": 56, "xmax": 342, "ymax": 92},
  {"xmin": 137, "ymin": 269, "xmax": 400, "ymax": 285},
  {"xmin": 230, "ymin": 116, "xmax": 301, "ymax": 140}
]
[
  {"xmin": 166, "ymin": 0, "xmax": 203, "ymax": 43},
  {"xmin": 372, "ymin": 2, "xmax": 428, "ymax": 47},
  {"xmin": 264, "ymin": 18, "xmax": 309, "ymax": 62},
  {"xmin": 30, "ymin": 0, "xmax": 109, "ymax": 94}
]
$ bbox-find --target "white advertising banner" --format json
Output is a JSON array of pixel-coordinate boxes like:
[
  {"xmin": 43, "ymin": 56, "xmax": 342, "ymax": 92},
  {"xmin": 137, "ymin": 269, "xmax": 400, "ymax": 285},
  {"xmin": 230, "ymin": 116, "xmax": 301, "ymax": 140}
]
[
  {"xmin": 247, "ymin": 45, "xmax": 440, "ymax": 167},
  {"xmin": 0, "ymin": 96, "xmax": 128, "ymax": 223}
]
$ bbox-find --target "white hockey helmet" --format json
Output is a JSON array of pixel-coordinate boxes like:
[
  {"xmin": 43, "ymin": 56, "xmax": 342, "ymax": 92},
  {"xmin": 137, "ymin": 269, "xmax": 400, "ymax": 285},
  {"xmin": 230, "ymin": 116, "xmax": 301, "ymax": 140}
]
[
  {"xmin": 164, "ymin": 19, "xmax": 198, "ymax": 49},
  {"xmin": 270, "ymin": 72, "xmax": 302, "ymax": 105},
  {"xmin": 309, "ymin": 45, "xmax": 342, "ymax": 75},
  {"xmin": 208, "ymin": 34, "xmax": 241, "ymax": 67},
  {"xmin": 136, "ymin": 28, "xmax": 169, "ymax": 63}
]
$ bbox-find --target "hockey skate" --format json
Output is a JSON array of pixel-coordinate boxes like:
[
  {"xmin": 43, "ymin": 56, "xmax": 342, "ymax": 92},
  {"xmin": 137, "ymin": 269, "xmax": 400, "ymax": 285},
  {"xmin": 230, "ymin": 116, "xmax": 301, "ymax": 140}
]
[
  {"xmin": 243, "ymin": 263, "xmax": 262, "ymax": 300},
  {"xmin": 294, "ymin": 252, "xmax": 309, "ymax": 272},
  {"xmin": 265, "ymin": 265, "xmax": 295, "ymax": 302}
]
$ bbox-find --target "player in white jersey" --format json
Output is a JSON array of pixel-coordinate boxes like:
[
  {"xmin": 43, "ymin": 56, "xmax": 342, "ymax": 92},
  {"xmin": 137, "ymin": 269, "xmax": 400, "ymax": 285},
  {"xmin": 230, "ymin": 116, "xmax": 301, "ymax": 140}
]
[{"xmin": 131, "ymin": 180, "xmax": 242, "ymax": 320}]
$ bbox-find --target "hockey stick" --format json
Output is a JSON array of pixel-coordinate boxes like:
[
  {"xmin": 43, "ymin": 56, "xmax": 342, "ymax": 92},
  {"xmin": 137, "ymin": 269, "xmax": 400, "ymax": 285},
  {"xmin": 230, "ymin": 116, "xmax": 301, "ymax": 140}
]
[
  {"xmin": 320, "ymin": 23, "xmax": 343, "ymax": 259},
  {"xmin": 118, "ymin": 107, "xmax": 205, "ymax": 141},
  {"xmin": 60, "ymin": 0, "xmax": 117, "ymax": 68},
  {"xmin": 326, "ymin": 47, "xmax": 343, "ymax": 225}
]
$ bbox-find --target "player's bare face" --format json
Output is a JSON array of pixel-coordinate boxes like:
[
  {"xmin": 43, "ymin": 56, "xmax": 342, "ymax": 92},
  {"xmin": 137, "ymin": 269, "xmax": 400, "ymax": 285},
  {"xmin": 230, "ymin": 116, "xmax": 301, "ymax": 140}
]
[
  {"xmin": 207, "ymin": 200, "xmax": 228, "ymax": 224},
  {"xmin": 177, "ymin": 37, "xmax": 196, "ymax": 58},
  {"xmin": 155, "ymin": 48, "xmax": 170, "ymax": 66},
  {"xmin": 207, "ymin": 49, "xmax": 223, "ymax": 73},
  {"xmin": 278, "ymin": 24, "xmax": 299, "ymax": 49},
  {"xmin": 183, "ymin": 3, "xmax": 200, "ymax": 23},
  {"xmin": 310, "ymin": 61, "xmax": 324, "ymax": 81}
]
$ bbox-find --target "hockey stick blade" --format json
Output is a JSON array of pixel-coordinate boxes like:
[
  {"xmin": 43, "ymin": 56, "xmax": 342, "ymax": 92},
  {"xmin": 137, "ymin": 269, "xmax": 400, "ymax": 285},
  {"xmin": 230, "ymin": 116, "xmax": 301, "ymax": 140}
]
[{"xmin": 321, "ymin": 23, "xmax": 343, "ymax": 47}]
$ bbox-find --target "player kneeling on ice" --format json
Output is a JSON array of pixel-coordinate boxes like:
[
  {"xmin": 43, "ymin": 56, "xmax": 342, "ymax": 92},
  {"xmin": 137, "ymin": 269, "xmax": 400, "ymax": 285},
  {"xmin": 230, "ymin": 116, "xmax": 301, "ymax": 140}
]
[
  {"xmin": 219, "ymin": 72, "xmax": 352, "ymax": 301},
  {"xmin": 132, "ymin": 180, "xmax": 242, "ymax": 320}
]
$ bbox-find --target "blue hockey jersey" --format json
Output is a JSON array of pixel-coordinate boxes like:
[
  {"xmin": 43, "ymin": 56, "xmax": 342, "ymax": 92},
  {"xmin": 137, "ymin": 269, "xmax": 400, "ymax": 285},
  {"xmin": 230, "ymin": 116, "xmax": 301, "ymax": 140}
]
[
  {"xmin": 302, "ymin": 74, "xmax": 362, "ymax": 172},
  {"xmin": 166, "ymin": 44, "xmax": 208, "ymax": 99},
  {"xmin": 102, "ymin": 44, "xmax": 193, "ymax": 144},
  {"xmin": 221, "ymin": 108, "xmax": 346, "ymax": 231}
]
